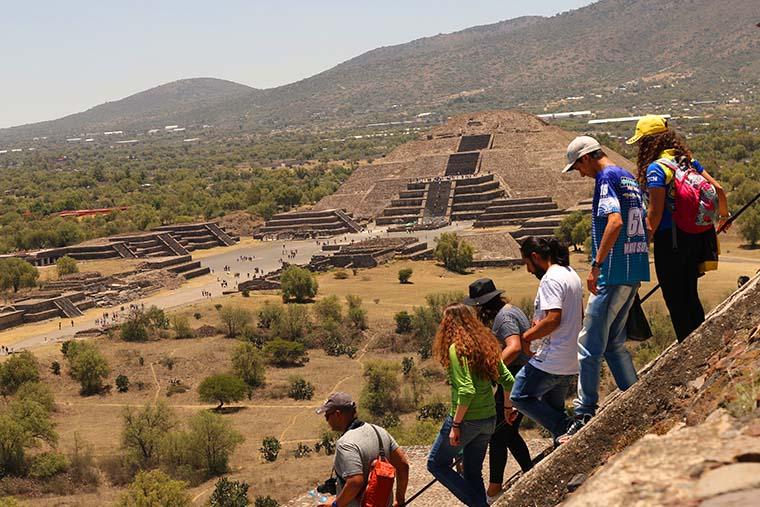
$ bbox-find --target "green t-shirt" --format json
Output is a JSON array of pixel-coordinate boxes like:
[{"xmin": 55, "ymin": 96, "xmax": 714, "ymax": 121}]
[{"xmin": 447, "ymin": 343, "xmax": 515, "ymax": 420}]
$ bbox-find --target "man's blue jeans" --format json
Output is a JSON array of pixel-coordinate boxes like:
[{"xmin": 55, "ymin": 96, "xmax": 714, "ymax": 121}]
[
  {"xmin": 574, "ymin": 283, "xmax": 640, "ymax": 417},
  {"xmin": 427, "ymin": 415, "xmax": 495, "ymax": 507},
  {"xmin": 510, "ymin": 363, "xmax": 574, "ymax": 439}
]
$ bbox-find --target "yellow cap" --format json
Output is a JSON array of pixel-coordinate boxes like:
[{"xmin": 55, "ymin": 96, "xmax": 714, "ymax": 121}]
[{"xmin": 626, "ymin": 115, "xmax": 669, "ymax": 144}]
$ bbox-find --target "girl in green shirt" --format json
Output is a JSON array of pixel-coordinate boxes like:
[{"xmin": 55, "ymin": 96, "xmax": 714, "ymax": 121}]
[{"xmin": 427, "ymin": 303, "xmax": 515, "ymax": 507}]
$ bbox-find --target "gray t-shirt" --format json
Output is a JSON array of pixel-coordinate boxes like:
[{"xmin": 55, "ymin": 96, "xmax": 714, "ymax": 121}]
[
  {"xmin": 492, "ymin": 304, "xmax": 531, "ymax": 371},
  {"xmin": 334, "ymin": 423, "xmax": 399, "ymax": 507}
]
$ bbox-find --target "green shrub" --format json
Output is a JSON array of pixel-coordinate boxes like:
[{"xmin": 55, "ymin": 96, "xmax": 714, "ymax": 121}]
[
  {"xmin": 171, "ymin": 316, "xmax": 194, "ymax": 339},
  {"xmin": 360, "ymin": 360, "xmax": 404, "ymax": 419},
  {"xmin": 257, "ymin": 301, "xmax": 284, "ymax": 330},
  {"xmin": 56, "ymin": 256, "xmax": 79, "ymax": 276},
  {"xmin": 198, "ymin": 374, "xmax": 247, "ymax": 410},
  {"xmin": 210, "ymin": 477, "xmax": 249, "ymax": 507},
  {"xmin": 417, "ymin": 402, "xmax": 448, "ymax": 422},
  {"xmin": 273, "ymin": 304, "xmax": 309, "ymax": 342},
  {"xmin": 401, "ymin": 357, "xmax": 415, "ymax": 375},
  {"xmin": 219, "ymin": 306, "xmax": 252, "ymax": 338},
  {"xmin": 434, "ymin": 233, "xmax": 473, "ymax": 273},
  {"xmin": 398, "ymin": 268, "xmax": 413, "ymax": 284},
  {"xmin": 632, "ymin": 308, "xmax": 676, "ymax": 369},
  {"xmin": 185, "ymin": 411, "xmax": 243, "ymax": 476},
  {"xmin": 389, "ymin": 421, "xmax": 440, "ymax": 446},
  {"xmin": 280, "ymin": 266, "xmax": 318, "ymax": 303},
  {"xmin": 145, "ymin": 306, "xmax": 170, "ymax": 330},
  {"xmin": 50, "ymin": 361, "xmax": 61, "ymax": 375},
  {"xmin": 65, "ymin": 342, "xmax": 110, "ymax": 395},
  {"xmin": 15, "ymin": 382, "xmax": 55, "ymax": 412},
  {"xmin": 287, "ymin": 376, "xmax": 315, "ymax": 400},
  {"xmin": 0, "ymin": 351, "xmax": 39, "ymax": 396},
  {"xmin": 293, "ymin": 442, "xmax": 312, "ymax": 458},
  {"xmin": 264, "ymin": 339, "xmax": 308, "ymax": 367},
  {"xmin": 394, "ymin": 311, "xmax": 413, "ymax": 334},
  {"xmin": 116, "ymin": 374, "xmax": 130, "ymax": 393},
  {"xmin": 314, "ymin": 431, "xmax": 337, "ymax": 455},
  {"xmin": 118, "ymin": 470, "xmax": 190, "ymax": 507},
  {"xmin": 313, "ymin": 295, "xmax": 342, "ymax": 326},
  {"xmin": 333, "ymin": 269, "xmax": 349, "ymax": 280},
  {"xmin": 346, "ymin": 295, "xmax": 368, "ymax": 330},
  {"xmin": 259, "ymin": 436, "xmax": 281, "ymax": 462},
  {"xmin": 28, "ymin": 452, "xmax": 69, "ymax": 479},
  {"xmin": 254, "ymin": 497, "xmax": 279, "ymax": 507},
  {"xmin": 121, "ymin": 314, "xmax": 149, "ymax": 342},
  {"xmin": 232, "ymin": 342, "xmax": 266, "ymax": 396}
]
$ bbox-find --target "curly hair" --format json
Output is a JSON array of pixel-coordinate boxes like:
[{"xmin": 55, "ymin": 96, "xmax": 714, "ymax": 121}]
[
  {"xmin": 635, "ymin": 128, "xmax": 692, "ymax": 190},
  {"xmin": 432, "ymin": 303, "xmax": 502, "ymax": 381}
]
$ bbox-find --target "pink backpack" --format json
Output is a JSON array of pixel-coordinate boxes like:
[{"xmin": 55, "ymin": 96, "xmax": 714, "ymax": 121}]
[{"xmin": 657, "ymin": 158, "xmax": 718, "ymax": 234}]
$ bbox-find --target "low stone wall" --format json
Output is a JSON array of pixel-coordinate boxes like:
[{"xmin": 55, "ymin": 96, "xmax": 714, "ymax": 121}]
[
  {"xmin": 470, "ymin": 258, "xmax": 524, "ymax": 268},
  {"xmin": 0, "ymin": 311, "xmax": 25, "ymax": 330}
]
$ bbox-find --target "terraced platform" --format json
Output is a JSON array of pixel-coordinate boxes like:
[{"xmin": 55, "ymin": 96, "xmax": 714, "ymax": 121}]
[
  {"xmin": 255, "ymin": 209, "xmax": 362, "ymax": 239},
  {"xmin": 473, "ymin": 196, "xmax": 565, "ymax": 228}
]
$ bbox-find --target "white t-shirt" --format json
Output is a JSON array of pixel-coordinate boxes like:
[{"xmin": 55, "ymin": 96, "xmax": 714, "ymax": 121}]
[{"xmin": 529, "ymin": 264, "xmax": 583, "ymax": 375}]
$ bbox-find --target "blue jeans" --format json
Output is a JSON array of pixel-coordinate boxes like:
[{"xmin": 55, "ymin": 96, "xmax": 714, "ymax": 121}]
[
  {"xmin": 427, "ymin": 415, "xmax": 495, "ymax": 507},
  {"xmin": 574, "ymin": 283, "xmax": 639, "ymax": 417},
  {"xmin": 510, "ymin": 363, "xmax": 574, "ymax": 439}
]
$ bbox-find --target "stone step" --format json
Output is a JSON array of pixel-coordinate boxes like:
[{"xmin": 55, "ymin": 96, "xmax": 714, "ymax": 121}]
[
  {"xmin": 205, "ymin": 223, "xmax": 237, "ymax": 246},
  {"xmin": 182, "ymin": 266, "xmax": 210, "ymax": 280}
]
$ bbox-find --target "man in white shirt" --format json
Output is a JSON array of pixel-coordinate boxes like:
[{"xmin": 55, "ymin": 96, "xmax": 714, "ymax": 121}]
[{"xmin": 510, "ymin": 237, "xmax": 583, "ymax": 443}]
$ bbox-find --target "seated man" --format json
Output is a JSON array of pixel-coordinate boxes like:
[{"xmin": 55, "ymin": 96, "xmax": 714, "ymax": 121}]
[{"xmin": 316, "ymin": 392, "xmax": 409, "ymax": 507}]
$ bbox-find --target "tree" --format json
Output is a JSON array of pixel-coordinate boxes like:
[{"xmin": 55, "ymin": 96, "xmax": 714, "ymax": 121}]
[
  {"xmin": 571, "ymin": 215, "xmax": 592, "ymax": 252},
  {"xmin": 121, "ymin": 313, "xmax": 149, "ymax": 342},
  {"xmin": 0, "ymin": 350, "xmax": 40, "ymax": 396},
  {"xmin": 739, "ymin": 207, "xmax": 760, "ymax": 247},
  {"xmin": 121, "ymin": 402, "xmax": 175, "ymax": 468},
  {"xmin": 394, "ymin": 311, "xmax": 412, "ymax": 334},
  {"xmin": 0, "ymin": 398, "xmax": 57, "ymax": 476},
  {"xmin": 398, "ymin": 268, "xmax": 413, "ymax": 284},
  {"xmin": 360, "ymin": 360, "xmax": 403, "ymax": 419},
  {"xmin": 219, "ymin": 306, "xmax": 251, "ymax": 338},
  {"xmin": 346, "ymin": 295, "xmax": 367, "ymax": 330},
  {"xmin": 257, "ymin": 301, "xmax": 284, "ymax": 330},
  {"xmin": 434, "ymin": 233, "xmax": 473, "ymax": 274},
  {"xmin": 198, "ymin": 374, "xmax": 247, "ymax": 410},
  {"xmin": 313, "ymin": 295, "xmax": 342, "ymax": 326},
  {"xmin": 55, "ymin": 256, "xmax": 79, "ymax": 276},
  {"xmin": 263, "ymin": 339, "xmax": 308, "ymax": 367},
  {"xmin": 231, "ymin": 343, "xmax": 266, "ymax": 397},
  {"xmin": 210, "ymin": 477, "xmax": 250, "ymax": 507},
  {"xmin": 0, "ymin": 258, "xmax": 39, "ymax": 293},
  {"xmin": 184, "ymin": 411, "xmax": 243, "ymax": 476},
  {"xmin": 118, "ymin": 469, "xmax": 190, "ymax": 507},
  {"xmin": 555, "ymin": 211, "xmax": 584, "ymax": 250},
  {"xmin": 280, "ymin": 266, "xmax": 318, "ymax": 303},
  {"xmin": 66, "ymin": 341, "xmax": 110, "ymax": 395},
  {"xmin": 171, "ymin": 316, "xmax": 194, "ymax": 339},
  {"xmin": 15, "ymin": 382, "xmax": 55, "ymax": 412},
  {"xmin": 273, "ymin": 304, "xmax": 309, "ymax": 342}
]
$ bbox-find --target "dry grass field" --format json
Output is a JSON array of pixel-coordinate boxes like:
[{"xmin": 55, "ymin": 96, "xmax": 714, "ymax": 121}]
[{"xmin": 4, "ymin": 232, "xmax": 759, "ymax": 506}]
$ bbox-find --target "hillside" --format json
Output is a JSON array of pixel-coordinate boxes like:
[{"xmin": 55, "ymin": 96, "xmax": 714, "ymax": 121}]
[
  {"xmin": 1, "ymin": 78, "xmax": 259, "ymax": 138},
  {"xmin": 1, "ymin": 0, "xmax": 757, "ymax": 141}
]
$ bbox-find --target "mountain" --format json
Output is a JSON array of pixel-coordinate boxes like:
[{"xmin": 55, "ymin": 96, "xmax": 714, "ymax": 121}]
[
  {"xmin": 1, "ymin": 78, "xmax": 259, "ymax": 139},
  {"xmin": 2, "ymin": 0, "xmax": 757, "ymax": 140}
]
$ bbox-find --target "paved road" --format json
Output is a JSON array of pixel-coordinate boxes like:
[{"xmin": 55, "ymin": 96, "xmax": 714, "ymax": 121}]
[{"xmin": 3, "ymin": 222, "xmax": 470, "ymax": 352}]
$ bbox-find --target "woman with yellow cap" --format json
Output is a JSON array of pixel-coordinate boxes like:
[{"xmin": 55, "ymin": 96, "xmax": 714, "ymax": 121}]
[{"xmin": 627, "ymin": 115, "xmax": 729, "ymax": 342}]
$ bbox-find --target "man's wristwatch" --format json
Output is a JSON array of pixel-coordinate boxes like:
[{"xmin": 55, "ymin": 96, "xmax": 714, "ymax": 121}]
[{"xmin": 591, "ymin": 259, "xmax": 601, "ymax": 270}]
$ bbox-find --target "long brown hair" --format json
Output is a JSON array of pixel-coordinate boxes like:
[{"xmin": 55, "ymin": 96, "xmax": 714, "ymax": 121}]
[
  {"xmin": 432, "ymin": 303, "xmax": 502, "ymax": 381},
  {"xmin": 635, "ymin": 128, "xmax": 692, "ymax": 190}
]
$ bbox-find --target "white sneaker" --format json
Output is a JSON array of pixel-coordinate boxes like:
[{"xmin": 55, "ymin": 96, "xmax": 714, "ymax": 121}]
[{"xmin": 486, "ymin": 491, "xmax": 503, "ymax": 505}]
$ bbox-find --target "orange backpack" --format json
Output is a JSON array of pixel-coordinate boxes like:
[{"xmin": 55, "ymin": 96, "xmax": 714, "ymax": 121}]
[{"xmin": 361, "ymin": 425, "xmax": 396, "ymax": 507}]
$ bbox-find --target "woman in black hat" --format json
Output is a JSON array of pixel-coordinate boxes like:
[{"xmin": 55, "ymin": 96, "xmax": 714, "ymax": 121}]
[{"xmin": 465, "ymin": 279, "xmax": 533, "ymax": 502}]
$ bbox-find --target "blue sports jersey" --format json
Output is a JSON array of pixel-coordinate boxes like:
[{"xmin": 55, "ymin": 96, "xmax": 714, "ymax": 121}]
[
  {"xmin": 592, "ymin": 165, "xmax": 650, "ymax": 286},
  {"xmin": 645, "ymin": 149, "xmax": 704, "ymax": 232}
]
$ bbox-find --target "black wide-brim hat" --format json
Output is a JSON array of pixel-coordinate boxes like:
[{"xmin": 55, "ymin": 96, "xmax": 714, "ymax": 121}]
[{"xmin": 463, "ymin": 278, "xmax": 504, "ymax": 306}]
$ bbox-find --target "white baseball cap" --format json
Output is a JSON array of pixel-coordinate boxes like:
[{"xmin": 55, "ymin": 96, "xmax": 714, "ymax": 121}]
[{"xmin": 562, "ymin": 136, "xmax": 601, "ymax": 173}]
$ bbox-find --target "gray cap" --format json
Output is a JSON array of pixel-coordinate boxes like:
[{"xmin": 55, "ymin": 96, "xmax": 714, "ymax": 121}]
[
  {"xmin": 315, "ymin": 391, "xmax": 356, "ymax": 414},
  {"xmin": 562, "ymin": 136, "xmax": 602, "ymax": 173}
]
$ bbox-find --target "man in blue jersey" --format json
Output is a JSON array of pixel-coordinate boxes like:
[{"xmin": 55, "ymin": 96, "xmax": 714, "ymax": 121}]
[{"xmin": 558, "ymin": 136, "xmax": 650, "ymax": 442}]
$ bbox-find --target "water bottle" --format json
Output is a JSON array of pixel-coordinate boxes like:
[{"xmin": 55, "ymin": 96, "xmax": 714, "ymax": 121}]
[{"xmin": 307, "ymin": 488, "xmax": 328, "ymax": 504}]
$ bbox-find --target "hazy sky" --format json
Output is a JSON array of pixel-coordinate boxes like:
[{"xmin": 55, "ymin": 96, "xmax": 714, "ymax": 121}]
[{"xmin": 0, "ymin": 0, "xmax": 594, "ymax": 129}]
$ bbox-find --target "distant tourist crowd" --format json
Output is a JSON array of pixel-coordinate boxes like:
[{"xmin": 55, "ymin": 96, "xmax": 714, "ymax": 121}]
[{"xmin": 312, "ymin": 116, "xmax": 731, "ymax": 507}]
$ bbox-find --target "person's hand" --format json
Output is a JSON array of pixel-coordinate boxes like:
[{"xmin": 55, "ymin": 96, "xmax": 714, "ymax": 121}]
[
  {"xmin": 505, "ymin": 407, "xmax": 519, "ymax": 425},
  {"xmin": 587, "ymin": 267, "xmax": 600, "ymax": 295},
  {"xmin": 449, "ymin": 426, "xmax": 461, "ymax": 446},
  {"xmin": 317, "ymin": 497, "xmax": 335, "ymax": 507}
]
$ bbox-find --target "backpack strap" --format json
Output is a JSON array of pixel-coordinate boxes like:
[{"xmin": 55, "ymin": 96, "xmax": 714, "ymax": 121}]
[{"xmin": 369, "ymin": 424, "xmax": 387, "ymax": 459}]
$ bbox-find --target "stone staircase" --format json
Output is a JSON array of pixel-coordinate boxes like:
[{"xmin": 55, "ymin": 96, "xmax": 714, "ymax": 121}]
[
  {"xmin": 255, "ymin": 209, "xmax": 361, "ymax": 238},
  {"xmin": 205, "ymin": 223, "xmax": 237, "ymax": 247},
  {"xmin": 156, "ymin": 233, "xmax": 190, "ymax": 256},
  {"xmin": 445, "ymin": 151, "xmax": 480, "ymax": 176},
  {"xmin": 473, "ymin": 196, "xmax": 565, "ymax": 228},
  {"xmin": 457, "ymin": 134, "xmax": 493, "ymax": 152},
  {"xmin": 53, "ymin": 297, "xmax": 83, "ymax": 318},
  {"xmin": 112, "ymin": 242, "xmax": 137, "ymax": 259},
  {"xmin": 511, "ymin": 215, "xmax": 565, "ymax": 241}
]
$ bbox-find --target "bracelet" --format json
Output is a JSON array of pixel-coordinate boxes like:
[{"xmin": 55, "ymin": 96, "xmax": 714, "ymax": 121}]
[{"xmin": 452, "ymin": 422, "xmax": 462, "ymax": 428}]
